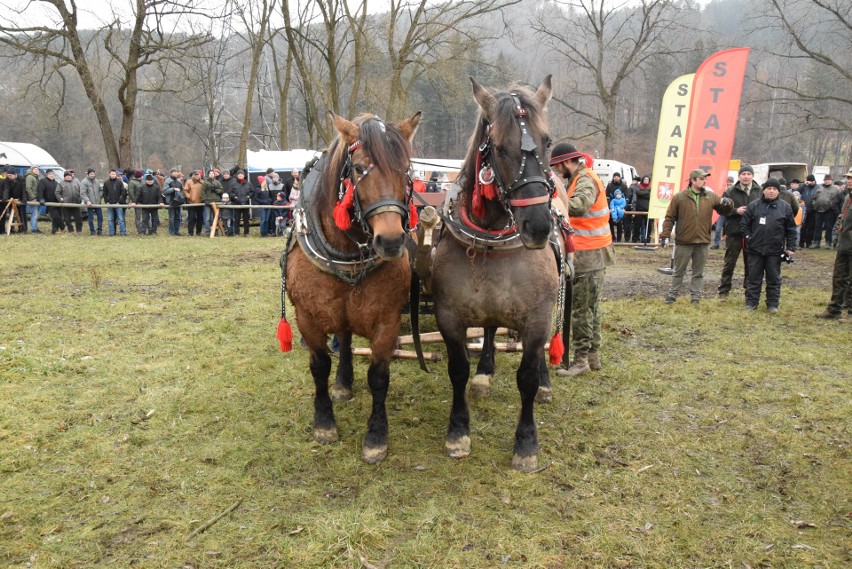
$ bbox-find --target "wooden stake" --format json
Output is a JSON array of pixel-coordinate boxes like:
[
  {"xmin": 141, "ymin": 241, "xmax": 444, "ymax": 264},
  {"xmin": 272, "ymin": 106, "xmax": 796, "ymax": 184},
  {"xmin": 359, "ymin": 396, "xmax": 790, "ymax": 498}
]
[
  {"xmin": 186, "ymin": 499, "xmax": 242, "ymax": 542},
  {"xmin": 397, "ymin": 327, "xmax": 511, "ymax": 346}
]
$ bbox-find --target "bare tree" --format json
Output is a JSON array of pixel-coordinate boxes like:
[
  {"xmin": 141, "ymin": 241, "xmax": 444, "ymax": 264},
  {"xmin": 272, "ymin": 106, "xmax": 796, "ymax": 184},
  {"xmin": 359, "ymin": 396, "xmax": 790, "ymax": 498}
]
[
  {"xmin": 756, "ymin": 0, "xmax": 851, "ymax": 133},
  {"xmin": 379, "ymin": 0, "xmax": 520, "ymax": 118},
  {"xmin": 533, "ymin": 0, "xmax": 680, "ymax": 156},
  {"xmin": 0, "ymin": 0, "xmax": 213, "ymax": 167},
  {"xmin": 232, "ymin": 0, "xmax": 276, "ymax": 166}
]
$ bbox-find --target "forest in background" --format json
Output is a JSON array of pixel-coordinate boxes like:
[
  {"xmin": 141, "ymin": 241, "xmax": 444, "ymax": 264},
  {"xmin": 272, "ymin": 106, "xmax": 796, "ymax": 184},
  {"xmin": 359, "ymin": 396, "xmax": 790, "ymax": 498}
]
[{"xmin": 0, "ymin": 0, "xmax": 848, "ymax": 177}]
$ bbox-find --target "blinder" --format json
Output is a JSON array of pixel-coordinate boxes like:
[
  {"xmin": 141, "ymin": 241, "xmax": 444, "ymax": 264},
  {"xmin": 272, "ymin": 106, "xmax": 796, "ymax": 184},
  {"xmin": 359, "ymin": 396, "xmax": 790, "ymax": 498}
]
[
  {"xmin": 339, "ymin": 133, "xmax": 412, "ymax": 235},
  {"xmin": 477, "ymin": 94, "xmax": 555, "ymax": 215}
]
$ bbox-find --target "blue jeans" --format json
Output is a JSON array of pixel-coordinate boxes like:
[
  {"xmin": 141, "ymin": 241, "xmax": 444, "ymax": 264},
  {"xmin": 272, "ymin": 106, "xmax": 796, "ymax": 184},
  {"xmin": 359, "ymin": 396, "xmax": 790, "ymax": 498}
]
[
  {"xmin": 108, "ymin": 207, "xmax": 126, "ymax": 235},
  {"xmin": 258, "ymin": 208, "xmax": 271, "ymax": 235},
  {"xmin": 713, "ymin": 215, "xmax": 726, "ymax": 247},
  {"xmin": 168, "ymin": 207, "xmax": 182, "ymax": 235},
  {"xmin": 30, "ymin": 203, "xmax": 40, "ymax": 231},
  {"xmin": 88, "ymin": 207, "xmax": 103, "ymax": 234},
  {"xmin": 202, "ymin": 204, "xmax": 213, "ymax": 235}
]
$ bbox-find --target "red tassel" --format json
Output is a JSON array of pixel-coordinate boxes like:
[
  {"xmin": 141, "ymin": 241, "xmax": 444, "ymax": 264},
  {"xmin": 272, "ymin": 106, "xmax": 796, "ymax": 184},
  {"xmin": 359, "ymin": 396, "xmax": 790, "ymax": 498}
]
[
  {"xmin": 277, "ymin": 317, "xmax": 293, "ymax": 352},
  {"xmin": 409, "ymin": 201, "xmax": 418, "ymax": 229},
  {"xmin": 482, "ymin": 182, "xmax": 497, "ymax": 200},
  {"xmin": 334, "ymin": 179, "xmax": 355, "ymax": 230},
  {"xmin": 472, "ymin": 185, "xmax": 484, "ymax": 218},
  {"xmin": 548, "ymin": 332, "xmax": 564, "ymax": 366}
]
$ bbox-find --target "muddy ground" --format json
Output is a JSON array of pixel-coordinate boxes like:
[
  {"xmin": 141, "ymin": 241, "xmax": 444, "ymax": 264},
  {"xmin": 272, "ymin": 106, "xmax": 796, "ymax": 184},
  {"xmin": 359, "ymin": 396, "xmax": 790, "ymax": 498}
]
[{"xmin": 603, "ymin": 243, "xmax": 837, "ymax": 301}]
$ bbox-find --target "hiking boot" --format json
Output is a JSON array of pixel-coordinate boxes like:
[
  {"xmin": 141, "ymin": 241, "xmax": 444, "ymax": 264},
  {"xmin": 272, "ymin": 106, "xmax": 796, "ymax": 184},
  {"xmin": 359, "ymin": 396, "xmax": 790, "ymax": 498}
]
[
  {"xmin": 587, "ymin": 352, "xmax": 602, "ymax": 370},
  {"xmin": 557, "ymin": 356, "xmax": 590, "ymax": 377},
  {"xmin": 711, "ymin": 244, "xmax": 720, "ymax": 249},
  {"xmin": 808, "ymin": 243, "xmax": 820, "ymax": 249},
  {"xmin": 664, "ymin": 296, "xmax": 676, "ymax": 305},
  {"xmin": 691, "ymin": 298, "xmax": 700, "ymax": 304},
  {"xmin": 814, "ymin": 310, "xmax": 841, "ymax": 319},
  {"xmin": 718, "ymin": 292, "xmax": 729, "ymax": 300},
  {"xmin": 767, "ymin": 306, "xmax": 778, "ymax": 314},
  {"xmin": 744, "ymin": 304, "xmax": 757, "ymax": 311}
]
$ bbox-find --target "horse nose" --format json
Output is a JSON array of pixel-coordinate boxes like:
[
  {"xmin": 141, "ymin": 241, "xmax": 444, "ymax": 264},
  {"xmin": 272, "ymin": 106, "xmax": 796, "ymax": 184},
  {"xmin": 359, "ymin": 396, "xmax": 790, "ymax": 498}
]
[
  {"xmin": 373, "ymin": 233, "xmax": 405, "ymax": 259},
  {"xmin": 520, "ymin": 209, "xmax": 551, "ymax": 249}
]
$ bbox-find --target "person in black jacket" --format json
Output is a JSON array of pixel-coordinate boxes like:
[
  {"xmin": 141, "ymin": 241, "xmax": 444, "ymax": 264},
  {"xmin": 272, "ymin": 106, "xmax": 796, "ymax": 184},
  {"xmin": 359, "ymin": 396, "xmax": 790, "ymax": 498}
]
[
  {"xmin": 37, "ymin": 170, "xmax": 64, "ymax": 233},
  {"xmin": 135, "ymin": 174, "xmax": 163, "ymax": 235},
  {"xmin": 102, "ymin": 169, "xmax": 128, "ymax": 236},
  {"xmin": 631, "ymin": 175, "xmax": 652, "ymax": 243},
  {"xmin": 1, "ymin": 167, "xmax": 27, "ymax": 233},
  {"xmin": 740, "ymin": 178, "xmax": 797, "ymax": 313},
  {"xmin": 230, "ymin": 170, "xmax": 253, "ymax": 236}
]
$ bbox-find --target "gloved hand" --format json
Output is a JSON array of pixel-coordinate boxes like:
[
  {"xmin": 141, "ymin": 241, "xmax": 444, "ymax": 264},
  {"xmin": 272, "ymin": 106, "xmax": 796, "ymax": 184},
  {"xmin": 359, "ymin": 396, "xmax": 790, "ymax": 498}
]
[
  {"xmin": 39, "ymin": 200, "xmax": 45, "ymax": 206},
  {"xmin": 720, "ymin": 197, "xmax": 733, "ymax": 208}
]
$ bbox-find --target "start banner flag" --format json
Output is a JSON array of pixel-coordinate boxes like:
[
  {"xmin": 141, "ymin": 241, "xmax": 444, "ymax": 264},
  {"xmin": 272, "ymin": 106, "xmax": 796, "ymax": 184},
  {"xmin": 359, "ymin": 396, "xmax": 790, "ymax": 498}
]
[
  {"xmin": 649, "ymin": 74, "xmax": 694, "ymax": 220},
  {"xmin": 680, "ymin": 47, "xmax": 750, "ymax": 196}
]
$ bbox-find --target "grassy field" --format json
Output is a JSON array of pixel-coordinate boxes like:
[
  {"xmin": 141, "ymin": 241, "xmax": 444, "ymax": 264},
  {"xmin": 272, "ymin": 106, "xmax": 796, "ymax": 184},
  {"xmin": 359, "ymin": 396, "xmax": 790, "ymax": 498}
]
[{"xmin": 0, "ymin": 234, "xmax": 849, "ymax": 568}]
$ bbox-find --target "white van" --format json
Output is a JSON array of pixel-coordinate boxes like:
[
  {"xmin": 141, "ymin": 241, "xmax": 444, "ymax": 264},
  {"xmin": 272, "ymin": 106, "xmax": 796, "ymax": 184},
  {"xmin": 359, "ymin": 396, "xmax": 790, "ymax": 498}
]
[
  {"xmin": 0, "ymin": 141, "xmax": 65, "ymax": 178},
  {"xmin": 750, "ymin": 162, "xmax": 808, "ymax": 186},
  {"xmin": 593, "ymin": 158, "xmax": 638, "ymax": 187}
]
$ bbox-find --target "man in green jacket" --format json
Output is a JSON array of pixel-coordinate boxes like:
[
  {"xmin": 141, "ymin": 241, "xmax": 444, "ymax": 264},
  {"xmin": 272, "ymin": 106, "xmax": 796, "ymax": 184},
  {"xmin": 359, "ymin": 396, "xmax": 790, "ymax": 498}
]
[
  {"xmin": 25, "ymin": 166, "xmax": 41, "ymax": 233},
  {"xmin": 659, "ymin": 169, "xmax": 734, "ymax": 304},
  {"xmin": 816, "ymin": 167, "xmax": 852, "ymax": 319}
]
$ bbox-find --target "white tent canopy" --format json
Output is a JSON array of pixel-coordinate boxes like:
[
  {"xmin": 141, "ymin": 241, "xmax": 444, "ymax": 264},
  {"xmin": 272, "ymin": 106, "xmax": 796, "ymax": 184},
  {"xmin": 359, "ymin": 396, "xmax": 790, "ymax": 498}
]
[{"xmin": 0, "ymin": 141, "xmax": 65, "ymax": 176}]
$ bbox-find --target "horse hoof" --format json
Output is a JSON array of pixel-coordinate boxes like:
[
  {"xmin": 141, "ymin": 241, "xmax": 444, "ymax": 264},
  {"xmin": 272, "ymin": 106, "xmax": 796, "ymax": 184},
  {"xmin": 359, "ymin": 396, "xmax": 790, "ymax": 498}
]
[
  {"xmin": 512, "ymin": 453, "xmax": 538, "ymax": 472},
  {"xmin": 445, "ymin": 436, "xmax": 471, "ymax": 459},
  {"xmin": 536, "ymin": 386, "xmax": 553, "ymax": 403},
  {"xmin": 361, "ymin": 445, "xmax": 387, "ymax": 464},
  {"xmin": 313, "ymin": 426, "xmax": 339, "ymax": 444},
  {"xmin": 331, "ymin": 386, "xmax": 353, "ymax": 402},
  {"xmin": 469, "ymin": 374, "xmax": 491, "ymax": 398}
]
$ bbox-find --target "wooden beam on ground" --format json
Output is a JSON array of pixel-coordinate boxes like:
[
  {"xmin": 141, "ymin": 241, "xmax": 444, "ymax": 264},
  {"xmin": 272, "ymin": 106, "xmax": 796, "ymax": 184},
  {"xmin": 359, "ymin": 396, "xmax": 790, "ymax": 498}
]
[
  {"xmin": 397, "ymin": 327, "xmax": 511, "ymax": 346},
  {"xmin": 352, "ymin": 347, "xmax": 443, "ymax": 361}
]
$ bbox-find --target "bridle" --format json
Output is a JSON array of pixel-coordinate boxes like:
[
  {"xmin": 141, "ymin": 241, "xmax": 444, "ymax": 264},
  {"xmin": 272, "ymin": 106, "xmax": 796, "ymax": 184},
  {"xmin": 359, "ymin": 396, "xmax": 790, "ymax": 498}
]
[
  {"xmin": 337, "ymin": 121, "xmax": 413, "ymax": 236},
  {"xmin": 474, "ymin": 93, "xmax": 556, "ymax": 226}
]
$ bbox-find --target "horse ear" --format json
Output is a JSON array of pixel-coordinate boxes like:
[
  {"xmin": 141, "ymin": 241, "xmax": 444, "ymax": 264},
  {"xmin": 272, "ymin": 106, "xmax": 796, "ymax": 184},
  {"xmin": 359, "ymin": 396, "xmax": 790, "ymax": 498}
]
[
  {"xmin": 533, "ymin": 75, "xmax": 553, "ymax": 109},
  {"xmin": 330, "ymin": 111, "xmax": 359, "ymax": 144},
  {"xmin": 397, "ymin": 111, "xmax": 422, "ymax": 142},
  {"xmin": 470, "ymin": 77, "xmax": 496, "ymax": 118}
]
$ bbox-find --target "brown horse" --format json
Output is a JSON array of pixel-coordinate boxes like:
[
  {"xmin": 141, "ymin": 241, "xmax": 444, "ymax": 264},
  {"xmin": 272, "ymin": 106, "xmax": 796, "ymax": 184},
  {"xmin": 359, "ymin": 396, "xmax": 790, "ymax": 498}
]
[
  {"xmin": 425, "ymin": 77, "xmax": 560, "ymax": 471},
  {"xmin": 283, "ymin": 111, "xmax": 421, "ymax": 464}
]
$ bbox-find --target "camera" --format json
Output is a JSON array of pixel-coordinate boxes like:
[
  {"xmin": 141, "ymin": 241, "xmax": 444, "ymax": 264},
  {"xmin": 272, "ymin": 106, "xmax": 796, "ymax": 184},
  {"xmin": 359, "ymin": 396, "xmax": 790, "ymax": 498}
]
[{"xmin": 781, "ymin": 251, "xmax": 794, "ymax": 264}]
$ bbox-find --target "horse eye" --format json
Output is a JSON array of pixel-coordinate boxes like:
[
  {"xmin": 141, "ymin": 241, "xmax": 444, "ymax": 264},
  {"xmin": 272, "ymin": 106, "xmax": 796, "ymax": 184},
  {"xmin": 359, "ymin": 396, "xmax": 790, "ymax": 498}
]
[
  {"xmin": 495, "ymin": 145, "xmax": 507, "ymax": 156},
  {"xmin": 354, "ymin": 164, "xmax": 366, "ymax": 175}
]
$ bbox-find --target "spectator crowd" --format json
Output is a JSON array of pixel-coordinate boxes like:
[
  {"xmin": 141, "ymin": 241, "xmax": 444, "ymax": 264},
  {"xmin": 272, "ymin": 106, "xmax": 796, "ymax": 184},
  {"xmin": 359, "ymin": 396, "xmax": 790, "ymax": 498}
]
[{"xmin": 0, "ymin": 165, "xmax": 301, "ymax": 237}]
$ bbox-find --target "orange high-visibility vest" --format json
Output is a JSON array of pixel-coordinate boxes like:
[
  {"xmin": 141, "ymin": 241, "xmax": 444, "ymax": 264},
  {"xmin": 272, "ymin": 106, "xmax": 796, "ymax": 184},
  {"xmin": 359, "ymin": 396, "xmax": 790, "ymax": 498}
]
[{"xmin": 567, "ymin": 169, "xmax": 613, "ymax": 250}]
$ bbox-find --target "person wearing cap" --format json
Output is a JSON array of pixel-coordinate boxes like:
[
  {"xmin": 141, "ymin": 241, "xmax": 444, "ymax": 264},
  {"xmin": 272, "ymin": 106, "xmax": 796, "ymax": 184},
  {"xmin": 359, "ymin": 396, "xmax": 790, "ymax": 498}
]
[
  {"xmin": 231, "ymin": 170, "xmax": 253, "ymax": 236},
  {"xmin": 717, "ymin": 165, "xmax": 761, "ymax": 297},
  {"xmin": 37, "ymin": 169, "xmax": 64, "ymax": 233},
  {"xmin": 81, "ymin": 168, "xmax": 103, "ymax": 235},
  {"xmin": 740, "ymin": 178, "xmax": 796, "ymax": 312},
  {"xmin": 183, "ymin": 170, "xmax": 204, "ymax": 236},
  {"xmin": 550, "ymin": 142, "xmax": 614, "ymax": 376},
  {"xmin": 799, "ymin": 174, "xmax": 819, "ymax": 247},
  {"xmin": 1, "ymin": 167, "xmax": 27, "ymax": 233},
  {"xmin": 659, "ymin": 169, "xmax": 734, "ymax": 305},
  {"xmin": 135, "ymin": 174, "xmax": 163, "ymax": 235},
  {"xmin": 126, "ymin": 169, "xmax": 145, "ymax": 235},
  {"xmin": 57, "ymin": 170, "xmax": 84, "ymax": 233},
  {"xmin": 816, "ymin": 167, "xmax": 852, "ymax": 318},
  {"xmin": 812, "ymin": 174, "xmax": 842, "ymax": 248},
  {"xmin": 25, "ymin": 166, "xmax": 42, "ymax": 233},
  {"xmin": 102, "ymin": 168, "xmax": 127, "ymax": 236},
  {"xmin": 163, "ymin": 171, "xmax": 185, "ymax": 236}
]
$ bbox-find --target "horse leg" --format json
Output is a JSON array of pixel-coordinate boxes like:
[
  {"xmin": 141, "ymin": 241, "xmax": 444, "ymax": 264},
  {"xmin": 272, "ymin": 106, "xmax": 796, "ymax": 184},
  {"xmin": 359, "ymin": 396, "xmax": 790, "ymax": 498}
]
[
  {"xmin": 513, "ymin": 346, "xmax": 542, "ymax": 472},
  {"xmin": 308, "ymin": 348, "xmax": 337, "ymax": 443},
  {"xmin": 332, "ymin": 331, "xmax": 354, "ymax": 401},
  {"xmin": 442, "ymin": 323, "xmax": 471, "ymax": 458},
  {"xmin": 536, "ymin": 356, "xmax": 553, "ymax": 403},
  {"xmin": 470, "ymin": 326, "xmax": 497, "ymax": 398},
  {"xmin": 362, "ymin": 329, "xmax": 396, "ymax": 464}
]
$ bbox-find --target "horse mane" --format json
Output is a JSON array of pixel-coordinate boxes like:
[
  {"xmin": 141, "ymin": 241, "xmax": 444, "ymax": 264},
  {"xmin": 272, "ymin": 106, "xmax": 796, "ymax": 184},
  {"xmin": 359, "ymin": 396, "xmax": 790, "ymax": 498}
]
[{"xmin": 458, "ymin": 84, "xmax": 547, "ymax": 194}]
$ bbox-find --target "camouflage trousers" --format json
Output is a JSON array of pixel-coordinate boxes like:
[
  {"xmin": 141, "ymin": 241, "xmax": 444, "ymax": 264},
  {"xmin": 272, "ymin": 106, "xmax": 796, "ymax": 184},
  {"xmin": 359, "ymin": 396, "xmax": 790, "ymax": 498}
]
[{"xmin": 563, "ymin": 268, "xmax": 606, "ymax": 364}]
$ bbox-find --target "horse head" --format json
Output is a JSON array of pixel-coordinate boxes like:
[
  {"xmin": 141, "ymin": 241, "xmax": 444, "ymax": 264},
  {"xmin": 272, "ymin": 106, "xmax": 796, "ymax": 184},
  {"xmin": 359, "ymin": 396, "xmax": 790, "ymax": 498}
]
[
  {"xmin": 330, "ymin": 111, "xmax": 421, "ymax": 259},
  {"xmin": 468, "ymin": 75, "xmax": 554, "ymax": 249}
]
